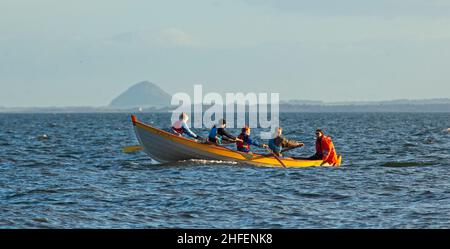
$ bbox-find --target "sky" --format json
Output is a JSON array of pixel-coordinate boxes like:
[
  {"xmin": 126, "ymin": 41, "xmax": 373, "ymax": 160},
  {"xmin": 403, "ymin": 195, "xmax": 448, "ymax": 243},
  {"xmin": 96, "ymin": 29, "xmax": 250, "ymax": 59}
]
[{"xmin": 1, "ymin": 0, "xmax": 450, "ymax": 107}]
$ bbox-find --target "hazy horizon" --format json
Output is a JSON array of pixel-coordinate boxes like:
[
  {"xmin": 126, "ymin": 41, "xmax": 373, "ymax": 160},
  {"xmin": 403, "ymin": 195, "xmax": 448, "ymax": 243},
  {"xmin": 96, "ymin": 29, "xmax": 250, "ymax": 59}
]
[{"xmin": 1, "ymin": 0, "xmax": 450, "ymax": 107}]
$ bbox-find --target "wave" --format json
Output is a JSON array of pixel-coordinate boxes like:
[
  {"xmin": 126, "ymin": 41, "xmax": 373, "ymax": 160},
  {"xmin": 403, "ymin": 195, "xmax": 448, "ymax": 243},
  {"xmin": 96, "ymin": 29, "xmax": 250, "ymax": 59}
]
[
  {"xmin": 145, "ymin": 159, "xmax": 239, "ymax": 167},
  {"xmin": 182, "ymin": 159, "xmax": 238, "ymax": 165},
  {"xmin": 381, "ymin": 161, "xmax": 436, "ymax": 167},
  {"xmin": 403, "ymin": 142, "xmax": 417, "ymax": 148}
]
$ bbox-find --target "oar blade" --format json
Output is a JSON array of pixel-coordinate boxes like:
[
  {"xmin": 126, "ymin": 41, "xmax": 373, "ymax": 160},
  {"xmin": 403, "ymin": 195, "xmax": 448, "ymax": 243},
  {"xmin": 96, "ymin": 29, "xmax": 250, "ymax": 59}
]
[
  {"xmin": 266, "ymin": 148, "xmax": 286, "ymax": 168},
  {"xmin": 123, "ymin": 145, "xmax": 143, "ymax": 153}
]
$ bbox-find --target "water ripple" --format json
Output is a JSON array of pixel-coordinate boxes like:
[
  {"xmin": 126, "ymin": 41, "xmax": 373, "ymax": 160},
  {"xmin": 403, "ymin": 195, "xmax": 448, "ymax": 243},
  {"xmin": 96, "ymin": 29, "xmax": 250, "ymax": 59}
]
[{"xmin": 1, "ymin": 113, "xmax": 450, "ymax": 228}]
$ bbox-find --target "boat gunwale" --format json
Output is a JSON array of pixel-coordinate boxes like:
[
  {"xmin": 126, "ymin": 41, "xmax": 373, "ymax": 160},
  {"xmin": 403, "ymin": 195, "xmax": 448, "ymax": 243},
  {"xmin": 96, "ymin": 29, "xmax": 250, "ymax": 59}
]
[{"xmin": 131, "ymin": 115, "xmax": 332, "ymax": 166}]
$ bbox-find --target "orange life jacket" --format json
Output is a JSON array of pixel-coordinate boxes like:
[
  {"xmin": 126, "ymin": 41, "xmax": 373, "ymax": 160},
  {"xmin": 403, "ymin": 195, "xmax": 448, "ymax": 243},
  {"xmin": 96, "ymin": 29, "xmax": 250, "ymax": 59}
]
[{"xmin": 316, "ymin": 135, "xmax": 338, "ymax": 165}]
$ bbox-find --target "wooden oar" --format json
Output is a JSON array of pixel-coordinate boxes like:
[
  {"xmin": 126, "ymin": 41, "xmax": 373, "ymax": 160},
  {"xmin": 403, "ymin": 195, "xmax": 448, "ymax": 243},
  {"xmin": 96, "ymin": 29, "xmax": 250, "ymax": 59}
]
[
  {"xmin": 123, "ymin": 145, "xmax": 142, "ymax": 153},
  {"xmin": 281, "ymin": 143, "xmax": 303, "ymax": 153},
  {"xmin": 250, "ymin": 144, "xmax": 304, "ymax": 160},
  {"xmin": 239, "ymin": 151, "xmax": 255, "ymax": 160},
  {"xmin": 222, "ymin": 138, "xmax": 242, "ymax": 145},
  {"xmin": 201, "ymin": 138, "xmax": 254, "ymax": 160},
  {"xmin": 266, "ymin": 148, "xmax": 286, "ymax": 168}
]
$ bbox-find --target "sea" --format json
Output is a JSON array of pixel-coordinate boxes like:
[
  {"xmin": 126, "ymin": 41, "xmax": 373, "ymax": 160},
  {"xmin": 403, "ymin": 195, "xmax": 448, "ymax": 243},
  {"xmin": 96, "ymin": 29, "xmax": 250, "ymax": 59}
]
[{"xmin": 0, "ymin": 112, "xmax": 449, "ymax": 228}]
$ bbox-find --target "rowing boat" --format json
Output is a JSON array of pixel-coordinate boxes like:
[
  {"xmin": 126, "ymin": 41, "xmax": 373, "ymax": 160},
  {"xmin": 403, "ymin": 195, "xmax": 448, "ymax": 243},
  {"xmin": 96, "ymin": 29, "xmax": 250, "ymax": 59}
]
[{"xmin": 131, "ymin": 115, "xmax": 342, "ymax": 168}]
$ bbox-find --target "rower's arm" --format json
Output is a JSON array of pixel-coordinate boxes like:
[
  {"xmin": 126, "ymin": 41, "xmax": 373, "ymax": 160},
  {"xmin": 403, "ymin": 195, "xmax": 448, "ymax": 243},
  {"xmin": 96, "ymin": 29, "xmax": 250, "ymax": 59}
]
[
  {"xmin": 182, "ymin": 122, "xmax": 198, "ymax": 138},
  {"xmin": 219, "ymin": 128, "xmax": 236, "ymax": 140},
  {"xmin": 246, "ymin": 137, "xmax": 261, "ymax": 147}
]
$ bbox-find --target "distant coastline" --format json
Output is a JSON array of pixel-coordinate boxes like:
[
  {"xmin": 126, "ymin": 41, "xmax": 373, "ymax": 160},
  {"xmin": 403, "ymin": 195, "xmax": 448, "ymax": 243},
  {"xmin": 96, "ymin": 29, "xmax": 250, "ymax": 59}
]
[
  {"xmin": 2, "ymin": 98, "xmax": 449, "ymax": 113},
  {"xmin": 5, "ymin": 81, "xmax": 448, "ymax": 113}
]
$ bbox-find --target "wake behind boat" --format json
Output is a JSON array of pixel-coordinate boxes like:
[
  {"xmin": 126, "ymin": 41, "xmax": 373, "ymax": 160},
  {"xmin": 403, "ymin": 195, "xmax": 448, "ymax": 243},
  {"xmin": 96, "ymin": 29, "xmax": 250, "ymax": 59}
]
[{"xmin": 131, "ymin": 115, "xmax": 342, "ymax": 168}]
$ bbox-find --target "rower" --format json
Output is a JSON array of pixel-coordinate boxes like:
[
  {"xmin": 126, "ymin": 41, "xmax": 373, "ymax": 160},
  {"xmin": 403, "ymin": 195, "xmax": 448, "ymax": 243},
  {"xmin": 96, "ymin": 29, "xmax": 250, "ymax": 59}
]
[
  {"xmin": 236, "ymin": 126, "xmax": 268, "ymax": 153},
  {"xmin": 208, "ymin": 119, "xmax": 242, "ymax": 144},
  {"xmin": 171, "ymin": 112, "xmax": 201, "ymax": 139},
  {"xmin": 309, "ymin": 129, "xmax": 338, "ymax": 166},
  {"xmin": 268, "ymin": 127, "xmax": 303, "ymax": 157}
]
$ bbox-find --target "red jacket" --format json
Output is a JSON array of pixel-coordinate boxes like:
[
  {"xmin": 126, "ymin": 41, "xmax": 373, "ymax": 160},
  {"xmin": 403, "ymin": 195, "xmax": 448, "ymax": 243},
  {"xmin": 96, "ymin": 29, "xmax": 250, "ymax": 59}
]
[
  {"xmin": 316, "ymin": 135, "xmax": 338, "ymax": 165},
  {"xmin": 236, "ymin": 133, "xmax": 250, "ymax": 151}
]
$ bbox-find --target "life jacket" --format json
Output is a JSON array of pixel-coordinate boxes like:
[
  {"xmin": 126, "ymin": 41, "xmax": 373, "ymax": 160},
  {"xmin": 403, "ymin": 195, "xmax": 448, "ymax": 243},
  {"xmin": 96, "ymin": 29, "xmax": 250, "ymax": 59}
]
[
  {"xmin": 316, "ymin": 135, "xmax": 338, "ymax": 165},
  {"xmin": 236, "ymin": 133, "xmax": 250, "ymax": 152},
  {"xmin": 171, "ymin": 120, "xmax": 184, "ymax": 135}
]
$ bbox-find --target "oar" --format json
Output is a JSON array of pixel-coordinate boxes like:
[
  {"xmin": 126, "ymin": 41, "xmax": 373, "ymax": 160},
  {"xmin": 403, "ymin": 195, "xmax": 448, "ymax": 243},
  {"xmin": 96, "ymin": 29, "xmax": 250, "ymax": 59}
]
[
  {"xmin": 281, "ymin": 143, "xmax": 304, "ymax": 153},
  {"xmin": 266, "ymin": 148, "xmax": 286, "ymax": 168},
  {"xmin": 123, "ymin": 145, "xmax": 142, "ymax": 153},
  {"xmin": 222, "ymin": 138, "xmax": 242, "ymax": 145},
  {"xmin": 251, "ymin": 144, "xmax": 304, "ymax": 160}
]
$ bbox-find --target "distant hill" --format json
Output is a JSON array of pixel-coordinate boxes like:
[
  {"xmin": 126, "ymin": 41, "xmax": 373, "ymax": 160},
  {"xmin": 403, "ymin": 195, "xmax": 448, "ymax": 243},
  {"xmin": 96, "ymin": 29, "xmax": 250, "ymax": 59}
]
[
  {"xmin": 279, "ymin": 98, "xmax": 450, "ymax": 112},
  {"xmin": 1, "ymin": 87, "xmax": 449, "ymax": 113},
  {"xmin": 109, "ymin": 81, "xmax": 171, "ymax": 109},
  {"xmin": 325, "ymin": 98, "xmax": 450, "ymax": 106},
  {"xmin": 280, "ymin": 100, "xmax": 324, "ymax": 105},
  {"xmin": 281, "ymin": 98, "xmax": 450, "ymax": 106}
]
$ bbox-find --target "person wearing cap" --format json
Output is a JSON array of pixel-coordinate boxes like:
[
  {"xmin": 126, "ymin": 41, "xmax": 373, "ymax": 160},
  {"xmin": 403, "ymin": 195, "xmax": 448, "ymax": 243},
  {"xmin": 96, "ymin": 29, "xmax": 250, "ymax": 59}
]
[
  {"xmin": 171, "ymin": 112, "xmax": 201, "ymax": 139},
  {"xmin": 236, "ymin": 126, "xmax": 268, "ymax": 153},
  {"xmin": 268, "ymin": 127, "xmax": 303, "ymax": 157},
  {"xmin": 309, "ymin": 129, "xmax": 338, "ymax": 165},
  {"xmin": 208, "ymin": 119, "xmax": 242, "ymax": 144}
]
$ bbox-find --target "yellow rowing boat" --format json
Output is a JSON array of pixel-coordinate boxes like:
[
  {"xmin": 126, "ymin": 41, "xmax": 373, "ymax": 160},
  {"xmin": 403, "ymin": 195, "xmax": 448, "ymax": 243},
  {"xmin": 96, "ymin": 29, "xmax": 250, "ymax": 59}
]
[{"xmin": 131, "ymin": 115, "xmax": 341, "ymax": 168}]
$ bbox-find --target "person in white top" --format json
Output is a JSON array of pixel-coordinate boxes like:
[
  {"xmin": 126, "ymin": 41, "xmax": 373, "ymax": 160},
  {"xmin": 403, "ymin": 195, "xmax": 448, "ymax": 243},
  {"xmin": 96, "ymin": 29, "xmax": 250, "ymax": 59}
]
[{"xmin": 171, "ymin": 112, "xmax": 200, "ymax": 139}]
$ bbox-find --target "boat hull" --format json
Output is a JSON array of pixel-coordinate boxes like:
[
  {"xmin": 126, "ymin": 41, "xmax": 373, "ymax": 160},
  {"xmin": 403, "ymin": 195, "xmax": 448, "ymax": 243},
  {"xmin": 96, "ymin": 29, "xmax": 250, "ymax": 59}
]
[{"xmin": 132, "ymin": 116, "xmax": 341, "ymax": 168}]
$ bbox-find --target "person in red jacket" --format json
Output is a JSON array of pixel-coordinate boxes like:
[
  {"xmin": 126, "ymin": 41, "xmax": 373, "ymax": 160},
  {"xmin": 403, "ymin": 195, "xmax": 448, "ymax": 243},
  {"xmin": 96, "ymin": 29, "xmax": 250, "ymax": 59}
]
[{"xmin": 310, "ymin": 129, "xmax": 339, "ymax": 166}]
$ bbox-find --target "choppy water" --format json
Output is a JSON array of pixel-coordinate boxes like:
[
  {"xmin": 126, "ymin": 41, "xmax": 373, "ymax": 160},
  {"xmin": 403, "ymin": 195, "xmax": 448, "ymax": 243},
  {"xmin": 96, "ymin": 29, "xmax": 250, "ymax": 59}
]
[{"xmin": 1, "ymin": 113, "xmax": 449, "ymax": 228}]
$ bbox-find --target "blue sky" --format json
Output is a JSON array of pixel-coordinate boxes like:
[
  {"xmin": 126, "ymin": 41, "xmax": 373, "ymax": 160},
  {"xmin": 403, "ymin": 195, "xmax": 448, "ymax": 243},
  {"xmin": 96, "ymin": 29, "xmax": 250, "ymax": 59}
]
[{"xmin": 1, "ymin": 0, "xmax": 449, "ymax": 107}]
